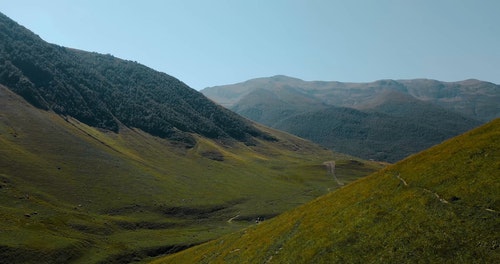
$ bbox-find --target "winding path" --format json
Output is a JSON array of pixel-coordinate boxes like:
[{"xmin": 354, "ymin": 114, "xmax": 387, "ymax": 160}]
[
  {"xmin": 227, "ymin": 214, "xmax": 240, "ymax": 223},
  {"xmin": 395, "ymin": 172, "xmax": 499, "ymax": 213},
  {"xmin": 323, "ymin": 161, "xmax": 344, "ymax": 186},
  {"xmin": 396, "ymin": 173, "xmax": 449, "ymax": 204}
]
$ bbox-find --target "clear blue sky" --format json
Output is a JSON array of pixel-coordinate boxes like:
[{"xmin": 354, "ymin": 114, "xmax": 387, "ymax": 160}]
[{"xmin": 3, "ymin": 0, "xmax": 500, "ymax": 89}]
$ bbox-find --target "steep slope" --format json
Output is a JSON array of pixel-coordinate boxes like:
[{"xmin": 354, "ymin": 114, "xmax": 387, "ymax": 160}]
[
  {"xmin": 0, "ymin": 12, "xmax": 266, "ymax": 146},
  {"xmin": 202, "ymin": 76, "xmax": 493, "ymax": 161},
  {"xmin": 0, "ymin": 13, "xmax": 383, "ymax": 263},
  {"xmin": 155, "ymin": 119, "xmax": 500, "ymax": 264}
]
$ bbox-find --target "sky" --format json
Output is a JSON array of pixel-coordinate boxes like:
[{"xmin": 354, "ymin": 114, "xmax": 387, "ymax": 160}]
[{"xmin": 2, "ymin": 0, "xmax": 500, "ymax": 89}]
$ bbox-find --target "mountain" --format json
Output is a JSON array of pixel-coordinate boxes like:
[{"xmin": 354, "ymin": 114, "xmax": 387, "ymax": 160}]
[
  {"xmin": 202, "ymin": 75, "xmax": 496, "ymax": 162},
  {"xmin": 155, "ymin": 118, "xmax": 500, "ymax": 264},
  {"xmin": 398, "ymin": 78, "xmax": 500, "ymax": 122},
  {"xmin": 231, "ymin": 87, "xmax": 326, "ymax": 126},
  {"xmin": 274, "ymin": 92, "xmax": 481, "ymax": 162},
  {"xmin": 0, "ymin": 12, "xmax": 270, "ymax": 146},
  {"xmin": 203, "ymin": 75, "xmax": 499, "ymax": 122},
  {"xmin": 0, "ymin": 13, "xmax": 382, "ymax": 263}
]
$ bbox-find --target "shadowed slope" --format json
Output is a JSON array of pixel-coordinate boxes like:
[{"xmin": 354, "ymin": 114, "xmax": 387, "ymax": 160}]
[
  {"xmin": 156, "ymin": 119, "xmax": 499, "ymax": 263},
  {"xmin": 0, "ymin": 12, "xmax": 267, "ymax": 145}
]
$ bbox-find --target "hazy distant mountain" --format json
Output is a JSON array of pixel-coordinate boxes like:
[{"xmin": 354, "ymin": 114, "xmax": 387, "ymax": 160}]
[
  {"xmin": 202, "ymin": 75, "xmax": 497, "ymax": 161},
  {"xmin": 159, "ymin": 118, "xmax": 500, "ymax": 264},
  {"xmin": 203, "ymin": 75, "xmax": 499, "ymax": 122},
  {"xmin": 0, "ymin": 13, "xmax": 383, "ymax": 263}
]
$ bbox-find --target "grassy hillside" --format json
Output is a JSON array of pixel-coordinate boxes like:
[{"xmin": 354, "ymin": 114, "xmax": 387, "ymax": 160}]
[
  {"xmin": 0, "ymin": 83, "xmax": 381, "ymax": 263},
  {"xmin": 155, "ymin": 119, "xmax": 499, "ymax": 263}
]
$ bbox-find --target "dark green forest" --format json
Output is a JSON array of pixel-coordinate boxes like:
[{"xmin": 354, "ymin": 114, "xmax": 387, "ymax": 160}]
[
  {"xmin": 274, "ymin": 104, "xmax": 480, "ymax": 162},
  {"xmin": 0, "ymin": 12, "xmax": 271, "ymax": 146}
]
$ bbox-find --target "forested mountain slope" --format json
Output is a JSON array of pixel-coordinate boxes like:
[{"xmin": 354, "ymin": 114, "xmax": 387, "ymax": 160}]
[
  {"xmin": 273, "ymin": 92, "xmax": 480, "ymax": 162},
  {"xmin": 0, "ymin": 12, "xmax": 268, "ymax": 146}
]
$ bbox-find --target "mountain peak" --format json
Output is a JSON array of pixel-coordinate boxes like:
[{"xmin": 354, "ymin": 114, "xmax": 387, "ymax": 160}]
[{"xmin": 269, "ymin": 75, "xmax": 301, "ymax": 81}]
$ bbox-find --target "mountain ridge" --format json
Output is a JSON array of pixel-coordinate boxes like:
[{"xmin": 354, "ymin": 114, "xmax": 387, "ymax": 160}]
[
  {"xmin": 202, "ymin": 75, "xmax": 495, "ymax": 161},
  {"xmin": 202, "ymin": 75, "xmax": 499, "ymax": 121}
]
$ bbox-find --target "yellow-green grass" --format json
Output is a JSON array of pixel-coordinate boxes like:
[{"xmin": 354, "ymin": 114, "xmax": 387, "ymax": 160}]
[
  {"xmin": 0, "ymin": 86, "xmax": 381, "ymax": 263},
  {"xmin": 155, "ymin": 119, "xmax": 499, "ymax": 263}
]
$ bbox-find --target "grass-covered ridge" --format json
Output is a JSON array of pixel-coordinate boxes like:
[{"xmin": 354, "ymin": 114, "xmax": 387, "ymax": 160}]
[
  {"xmin": 156, "ymin": 119, "xmax": 499, "ymax": 263},
  {"xmin": 0, "ymin": 85, "xmax": 381, "ymax": 263}
]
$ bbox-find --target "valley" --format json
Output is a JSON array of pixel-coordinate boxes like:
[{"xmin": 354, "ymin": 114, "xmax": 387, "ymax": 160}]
[
  {"xmin": 0, "ymin": 10, "xmax": 498, "ymax": 264},
  {"xmin": 0, "ymin": 12, "xmax": 383, "ymax": 263},
  {"xmin": 0, "ymin": 84, "xmax": 381, "ymax": 263},
  {"xmin": 155, "ymin": 118, "xmax": 500, "ymax": 263}
]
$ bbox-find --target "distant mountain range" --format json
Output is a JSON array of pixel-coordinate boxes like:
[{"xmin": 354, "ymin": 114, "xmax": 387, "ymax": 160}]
[
  {"xmin": 0, "ymin": 12, "xmax": 381, "ymax": 263},
  {"xmin": 156, "ymin": 118, "xmax": 500, "ymax": 264},
  {"xmin": 202, "ymin": 75, "xmax": 499, "ymax": 162}
]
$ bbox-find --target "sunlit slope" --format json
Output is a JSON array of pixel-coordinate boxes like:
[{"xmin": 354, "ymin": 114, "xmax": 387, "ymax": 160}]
[
  {"xmin": 0, "ymin": 85, "xmax": 381, "ymax": 263},
  {"xmin": 156, "ymin": 119, "xmax": 499, "ymax": 263}
]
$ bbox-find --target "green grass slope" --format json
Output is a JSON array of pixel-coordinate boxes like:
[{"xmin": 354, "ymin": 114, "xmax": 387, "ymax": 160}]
[
  {"xmin": 0, "ymin": 85, "xmax": 381, "ymax": 263},
  {"xmin": 156, "ymin": 119, "xmax": 499, "ymax": 264}
]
